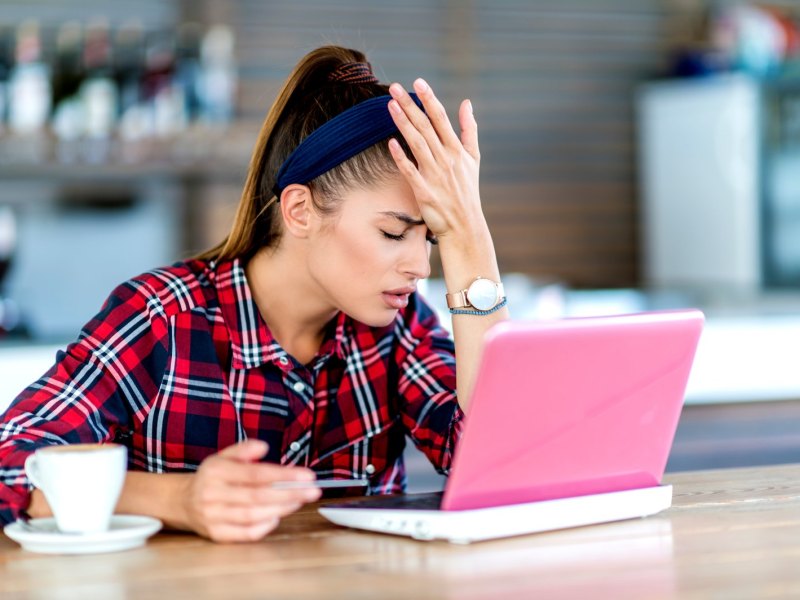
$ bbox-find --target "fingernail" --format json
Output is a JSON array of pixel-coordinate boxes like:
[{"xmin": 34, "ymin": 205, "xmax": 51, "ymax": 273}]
[
  {"xmin": 467, "ymin": 99, "xmax": 473, "ymax": 114},
  {"xmin": 389, "ymin": 83, "xmax": 403, "ymax": 97},
  {"xmin": 389, "ymin": 100, "xmax": 401, "ymax": 114},
  {"xmin": 250, "ymin": 439, "xmax": 268, "ymax": 451},
  {"xmin": 415, "ymin": 78, "xmax": 429, "ymax": 92}
]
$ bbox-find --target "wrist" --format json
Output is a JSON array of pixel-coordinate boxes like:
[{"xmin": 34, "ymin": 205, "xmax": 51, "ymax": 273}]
[
  {"xmin": 439, "ymin": 233, "xmax": 501, "ymax": 290},
  {"xmin": 26, "ymin": 488, "xmax": 53, "ymax": 519},
  {"xmin": 437, "ymin": 216, "xmax": 492, "ymax": 255},
  {"xmin": 117, "ymin": 471, "xmax": 194, "ymax": 531},
  {"xmin": 163, "ymin": 473, "xmax": 194, "ymax": 531}
]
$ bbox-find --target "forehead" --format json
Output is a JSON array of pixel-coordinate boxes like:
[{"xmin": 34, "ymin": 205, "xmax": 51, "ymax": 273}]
[{"xmin": 338, "ymin": 176, "xmax": 421, "ymax": 219}]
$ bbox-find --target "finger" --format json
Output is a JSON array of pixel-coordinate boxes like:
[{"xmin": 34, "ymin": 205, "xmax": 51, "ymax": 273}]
[
  {"xmin": 208, "ymin": 459, "xmax": 316, "ymax": 486},
  {"xmin": 389, "ymin": 80, "xmax": 451, "ymax": 158},
  {"xmin": 459, "ymin": 99, "xmax": 480, "ymax": 161},
  {"xmin": 218, "ymin": 439, "xmax": 269, "ymax": 462},
  {"xmin": 203, "ymin": 483, "xmax": 321, "ymax": 507},
  {"xmin": 388, "ymin": 138, "xmax": 431, "ymax": 198},
  {"xmin": 204, "ymin": 502, "xmax": 302, "ymax": 526},
  {"xmin": 206, "ymin": 518, "xmax": 280, "ymax": 543},
  {"xmin": 411, "ymin": 78, "xmax": 463, "ymax": 151},
  {"xmin": 388, "ymin": 94, "xmax": 437, "ymax": 169}
]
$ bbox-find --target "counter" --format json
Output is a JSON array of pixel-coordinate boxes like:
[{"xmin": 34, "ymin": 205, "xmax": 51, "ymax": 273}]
[{"xmin": 3, "ymin": 464, "xmax": 800, "ymax": 598}]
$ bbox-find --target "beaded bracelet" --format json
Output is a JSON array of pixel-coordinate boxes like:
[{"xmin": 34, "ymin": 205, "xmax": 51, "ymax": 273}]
[{"xmin": 448, "ymin": 297, "xmax": 508, "ymax": 316}]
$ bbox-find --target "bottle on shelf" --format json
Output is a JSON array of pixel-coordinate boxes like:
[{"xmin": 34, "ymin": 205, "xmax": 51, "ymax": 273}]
[
  {"xmin": 113, "ymin": 20, "xmax": 145, "ymax": 127},
  {"xmin": 114, "ymin": 20, "xmax": 151, "ymax": 162},
  {"xmin": 198, "ymin": 25, "xmax": 237, "ymax": 126},
  {"xmin": 80, "ymin": 18, "xmax": 118, "ymax": 162},
  {"xmin": 142, "ymin": 28, "xmax": 186, "ymax": 139},
  {"xmin": 50, "ymin": 21, "xmax": 85, "ymax": 162},
  {"xmin": 8, "ymin": 20, "xmax": 52, "ymax": 136},
  {"xmin": 52, "ymin": 22, "xmax": 84, "ymax": 112},
  {"xmin": 175, "ymin": 22, "xmax": 202, "ymax": 124}
]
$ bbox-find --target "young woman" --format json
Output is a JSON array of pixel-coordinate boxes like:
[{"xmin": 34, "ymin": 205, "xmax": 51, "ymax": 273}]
[{"xmin": 0, "ymin": 46, "xmax": 508, "ymax": 542}]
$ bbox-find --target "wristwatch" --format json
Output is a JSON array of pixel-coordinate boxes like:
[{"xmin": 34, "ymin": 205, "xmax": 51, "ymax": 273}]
[{"xmin": 446, "ymin": 277, "xmax": 505, "ymax": 312}]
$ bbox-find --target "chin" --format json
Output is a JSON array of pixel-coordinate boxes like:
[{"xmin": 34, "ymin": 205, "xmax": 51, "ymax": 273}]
[{"xmin": 348, "ymin": 308, "xmax": 399, "ymax": 328}]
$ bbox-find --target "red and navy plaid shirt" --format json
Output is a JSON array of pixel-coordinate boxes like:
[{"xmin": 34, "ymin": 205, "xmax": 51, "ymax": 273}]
[{"xmin": 0, "ymin": 258, "xmax": 463, "ymax": 524}]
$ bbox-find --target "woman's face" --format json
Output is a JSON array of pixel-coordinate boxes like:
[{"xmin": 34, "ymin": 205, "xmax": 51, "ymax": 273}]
[{"xmin": 306, "ymin": 176, "xmax": 436, "ymax": 328}]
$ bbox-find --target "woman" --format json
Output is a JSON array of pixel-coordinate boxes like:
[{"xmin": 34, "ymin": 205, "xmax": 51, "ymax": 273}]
[{"xmin": 0, "ymin": 46, "xmax": 508, "ymax": 542}]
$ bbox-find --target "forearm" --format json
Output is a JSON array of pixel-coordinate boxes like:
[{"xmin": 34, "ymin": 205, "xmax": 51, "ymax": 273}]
[
  {"xmin": 117, "ymin": 472, "xmax": 193, "ymax": 530},
  {"xmin": 439, "ymin": 217, "xmax": 509, "ymax": 413},
  {"xmin": 28, "ymin": 471, "xmax": 194, "ymax": 531}
]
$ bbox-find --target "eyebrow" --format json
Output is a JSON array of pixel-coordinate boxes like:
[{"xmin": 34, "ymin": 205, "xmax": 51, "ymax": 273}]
[{"xmin": 379, "ymin": 211, "xmax": 425, "ymax": 226}]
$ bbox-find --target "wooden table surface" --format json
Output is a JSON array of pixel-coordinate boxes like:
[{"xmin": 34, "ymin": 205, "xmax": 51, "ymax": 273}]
[{"xmin": 2, "ymin": 464, "xmax": 800, "ymax": 599}]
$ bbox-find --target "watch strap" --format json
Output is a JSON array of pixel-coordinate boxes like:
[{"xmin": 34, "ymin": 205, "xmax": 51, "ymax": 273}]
[
  {"xmin": 449, "ymin": 296, "xmax": 508, "ymax": 316},
  {"xmin": 445, "ymin": 289, "xmax": 469, "ymax": 309}
]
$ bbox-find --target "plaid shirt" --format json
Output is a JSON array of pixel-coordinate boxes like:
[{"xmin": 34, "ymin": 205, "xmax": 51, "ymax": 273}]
[{"xmin": 0, "ymin": 258, "xmax": 463, "ymax": 524}]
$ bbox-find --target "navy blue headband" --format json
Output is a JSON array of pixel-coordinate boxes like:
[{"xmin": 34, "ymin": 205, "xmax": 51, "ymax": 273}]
[{"xmin": 272, "ymin": 92, "xmax": 425, "ymax": 198}]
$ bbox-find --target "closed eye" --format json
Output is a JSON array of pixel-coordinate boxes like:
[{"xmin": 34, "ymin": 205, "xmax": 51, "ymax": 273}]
[
  {"xmin": 381, "ymin": 230, "xmax": 439, "ymax": 245},
  {"xmin": 381, "ymin": 230, "xmax": 406, "ymax": 241}
]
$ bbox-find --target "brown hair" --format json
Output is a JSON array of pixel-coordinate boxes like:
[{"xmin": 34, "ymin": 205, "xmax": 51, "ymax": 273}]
[{"xmin": 196, "ymin": 46, "xmax": 416, "ymax": 262}]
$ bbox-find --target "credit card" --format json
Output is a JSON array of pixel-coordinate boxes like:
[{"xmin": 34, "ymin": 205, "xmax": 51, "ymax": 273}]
[{"xmin": 271, "ymin": 478, "xmax": 369, "ymax": 489}]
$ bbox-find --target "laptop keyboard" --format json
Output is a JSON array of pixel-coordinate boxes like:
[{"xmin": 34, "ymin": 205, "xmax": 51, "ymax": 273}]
[{"xmin": 326, "ymin": 491, "xmax": 444, "ymax": 511}]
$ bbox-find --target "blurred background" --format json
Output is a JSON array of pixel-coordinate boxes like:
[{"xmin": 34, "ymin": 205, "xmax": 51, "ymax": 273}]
[{"xmin": 1, "ymin": 0, "xmax": 800, "ymax": 489}]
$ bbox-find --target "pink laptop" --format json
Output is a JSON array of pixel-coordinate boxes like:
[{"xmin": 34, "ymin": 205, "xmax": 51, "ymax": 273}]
[{"xmin": 320, "ymin": 309, "xmax": 704, "ymax": 543}]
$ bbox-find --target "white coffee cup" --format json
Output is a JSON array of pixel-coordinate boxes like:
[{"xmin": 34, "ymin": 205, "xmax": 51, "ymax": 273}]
[{"xmin": 24, "ymin": 443, "xmax": 127, "ymax": 534}]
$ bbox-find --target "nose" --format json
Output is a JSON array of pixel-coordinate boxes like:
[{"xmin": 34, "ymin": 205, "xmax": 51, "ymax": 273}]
[{"xmin": 401, "ymin": 237, "xmax": 432, "ymax": 280}]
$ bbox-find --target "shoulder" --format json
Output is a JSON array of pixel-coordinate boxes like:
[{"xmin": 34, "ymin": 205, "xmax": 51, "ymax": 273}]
[{"xmin": 104, "ymin": 259, "xmax": 216, "ymax": 322}]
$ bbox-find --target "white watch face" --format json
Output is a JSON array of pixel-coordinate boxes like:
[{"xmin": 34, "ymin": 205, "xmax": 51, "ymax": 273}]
[{"xmin": 466, "ymin": 278, "xmax": 498, "ymax": 311}]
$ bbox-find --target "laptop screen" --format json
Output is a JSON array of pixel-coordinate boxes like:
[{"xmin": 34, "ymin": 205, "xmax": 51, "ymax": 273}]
[{"xmin": 442, "ymin": 310, "xmax": 704, "ymax": 511}]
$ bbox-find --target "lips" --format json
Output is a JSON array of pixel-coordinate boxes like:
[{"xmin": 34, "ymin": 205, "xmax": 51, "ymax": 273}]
[
  {"xmin": 384, "ymin": 286, "xmax": 416, "ymax": 296},
  {"xmin": 382, "ymin": 287, "xmax": 415, "ymax": 310}
]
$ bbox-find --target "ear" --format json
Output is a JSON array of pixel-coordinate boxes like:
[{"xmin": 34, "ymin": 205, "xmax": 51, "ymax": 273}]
[{"xmin": 278, "ymin": 184, "xmax": 314, "ymax": 239}]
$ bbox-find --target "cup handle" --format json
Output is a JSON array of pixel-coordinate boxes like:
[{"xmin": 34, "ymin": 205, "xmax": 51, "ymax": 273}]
[{"xmin": 24, "ymin": 453, "xmax": 43, "ymax": 489}]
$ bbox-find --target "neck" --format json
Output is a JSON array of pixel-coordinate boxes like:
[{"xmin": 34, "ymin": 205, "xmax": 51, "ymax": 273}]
[{"xmin": 244, "ymin": 245, "xmax": 338, "ymax": 364}]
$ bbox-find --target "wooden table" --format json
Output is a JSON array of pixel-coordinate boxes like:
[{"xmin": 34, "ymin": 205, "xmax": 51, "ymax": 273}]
[{"xmin": 2, "ymin": 464, "xmax": 800, "ymax": 599}]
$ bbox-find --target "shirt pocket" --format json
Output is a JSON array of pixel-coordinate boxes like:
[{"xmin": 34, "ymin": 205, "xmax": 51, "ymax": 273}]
[{"xmin": 311, "ymin": 421, "xmax": 401, "ymax": 484}]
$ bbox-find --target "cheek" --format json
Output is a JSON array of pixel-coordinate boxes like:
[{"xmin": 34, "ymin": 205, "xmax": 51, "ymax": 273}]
[{"xmin": 318, "ymin": 232, "xmax": 391, "ymax": 280}]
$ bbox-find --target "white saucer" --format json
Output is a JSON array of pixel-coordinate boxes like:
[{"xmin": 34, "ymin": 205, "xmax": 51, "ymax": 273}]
[{"xmin": 4, "ymin": 515, "xmax": 162, "ymax": 555}]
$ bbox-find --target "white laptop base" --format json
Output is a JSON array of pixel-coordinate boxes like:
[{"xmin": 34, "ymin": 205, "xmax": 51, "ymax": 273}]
[{"xmin": 319, "ymin": 485, "xmax": 673, "ymax": 544}]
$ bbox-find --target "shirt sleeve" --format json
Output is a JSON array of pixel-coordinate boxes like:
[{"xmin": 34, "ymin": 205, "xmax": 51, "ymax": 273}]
[
  {"xmin": 394, "ymin": 292, "xmax": 464, "ymax": 475},
  {"xmin": 0, "ymin": 278, "xmax": 169, "ymax": 524}
]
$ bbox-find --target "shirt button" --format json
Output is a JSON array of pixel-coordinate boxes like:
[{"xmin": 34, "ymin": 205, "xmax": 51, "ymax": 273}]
[
  {"xmin": 365, "ymin": 464, "xmax": 376, "ymax": 475},
  {"xmin": 279, "ymin": 356, "xmax": 289, "ymax": 366},
  {"xmin": 289, "ymin": 441, "xmax": 301, "ymax": 452},
  {"xmin": 292, "ymin": 381, "xmax": 306, "ymax": 393}
]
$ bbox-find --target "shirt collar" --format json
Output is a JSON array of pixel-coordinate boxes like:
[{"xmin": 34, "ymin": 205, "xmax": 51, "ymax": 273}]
[{"xmin": 213, "ymin": 258, "xmax": 349, "ymax": 370}]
